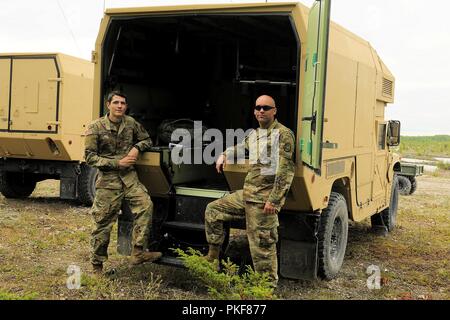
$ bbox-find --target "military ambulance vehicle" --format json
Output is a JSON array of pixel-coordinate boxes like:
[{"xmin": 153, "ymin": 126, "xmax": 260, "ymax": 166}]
[
  {"xmin": 93, "ymin": 1, "xmax": 402, "ymax": 280},
  {"xmin": 0, "ymin": 53, "xmax": 97, "ymax": 205}
]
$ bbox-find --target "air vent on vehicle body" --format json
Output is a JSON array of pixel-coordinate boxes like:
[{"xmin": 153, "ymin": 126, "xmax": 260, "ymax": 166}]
[{"xmin": 382, "ymin": 78, "xmax": 394, "ymax": 97}]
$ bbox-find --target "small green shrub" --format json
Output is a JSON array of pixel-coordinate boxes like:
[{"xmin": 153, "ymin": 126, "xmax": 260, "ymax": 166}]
[{"xmin": 173, "ymin": 247, "xmax": 275, "ymax": 300}]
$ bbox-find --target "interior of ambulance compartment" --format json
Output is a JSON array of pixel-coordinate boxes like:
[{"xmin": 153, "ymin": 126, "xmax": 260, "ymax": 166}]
[{"xmin": 101, "ymin": 14, "xmax": 300, "ymax": 191}]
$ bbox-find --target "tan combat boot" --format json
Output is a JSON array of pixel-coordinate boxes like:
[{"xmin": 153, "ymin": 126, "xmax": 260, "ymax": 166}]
[
  {"xmin": 130, "ymin": 246, "xmax": 162, "ymax": 265},
  {"xmin": 204, "ymin": 245, "xmax": 220, "ymax": 263}
]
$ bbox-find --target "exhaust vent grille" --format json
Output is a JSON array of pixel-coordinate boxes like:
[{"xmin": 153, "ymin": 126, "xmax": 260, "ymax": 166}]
[{"xmin": 382, "ymin": 78, "xmax": 394, "ymax": 97}]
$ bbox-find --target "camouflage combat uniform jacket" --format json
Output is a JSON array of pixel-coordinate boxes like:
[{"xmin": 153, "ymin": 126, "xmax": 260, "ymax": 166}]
[
  {"xmin": 223, "ymin": 119, "xmax": 295, "ymax": 211},
  {"xmin": 85, "ymin": 114, "xmax": 153, "ymax": 189}
]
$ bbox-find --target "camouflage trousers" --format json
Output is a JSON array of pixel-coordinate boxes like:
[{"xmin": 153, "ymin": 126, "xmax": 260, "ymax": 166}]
[
  {"xmin": 205, "ymin": 190, "xmax": 279, "ymax": 286},
  {"xmin": 90, "ymin": 181, "xmax": 153, "ymax": 265}
]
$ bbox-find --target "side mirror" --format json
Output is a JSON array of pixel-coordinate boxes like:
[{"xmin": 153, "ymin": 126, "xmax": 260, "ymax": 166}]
[{"xmin": 387, "ymin": 120, "xmax": 401, "ymax": 147}]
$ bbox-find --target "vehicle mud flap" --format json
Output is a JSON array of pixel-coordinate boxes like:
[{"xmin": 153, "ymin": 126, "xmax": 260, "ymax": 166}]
[
  {"xmin": 60, "ymin": 177, "xmax": 77, "ymax": 200},
  {"xmin": 60, "ymin": 164, "xmax": 80, "ymax": 200},
  {"xmin": 117, "ymin": 202, "xmax": 134, "ymax": 256},
  {"xmin": 279, "ymin": 212, "xmax": 320, "ymax": 280}
]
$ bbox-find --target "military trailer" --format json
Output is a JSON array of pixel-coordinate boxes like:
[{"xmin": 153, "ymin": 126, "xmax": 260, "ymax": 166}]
[
  {"xmin": 0, "ymin": 53, "xmax": 97, "ymax": 205},
  {"xmin": 93, "ymin": 1, "xmax": 402, "ymax": 280},
  {"xmin": 398, "ymin": 162, "xmax": 423, "ymax": 195}
]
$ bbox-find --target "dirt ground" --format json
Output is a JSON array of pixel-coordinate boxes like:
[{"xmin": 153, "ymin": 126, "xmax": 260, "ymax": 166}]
[{"xmin": 0, "ymin": 172, "xmax": 449, "ymax": 300}]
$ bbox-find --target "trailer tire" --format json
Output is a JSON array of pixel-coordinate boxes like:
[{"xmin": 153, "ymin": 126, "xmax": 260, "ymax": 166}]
[
  {"xmin": 0, "ymin": 172, "xmax": 37, "ymax": 199},
  {"xmin": 409, "ymin": 176, "xmax": 417, "ymax": 195},
  {"xmin": 397, "ymin": 175, "xmax": 412, "ymax": 196},
  {"xmin": 77, "ymin": 164, "xmax": 97, "ymax": 206},
  {"xmin": 318, "ymin": 192, "xmax": 349, "ymax": 280}
]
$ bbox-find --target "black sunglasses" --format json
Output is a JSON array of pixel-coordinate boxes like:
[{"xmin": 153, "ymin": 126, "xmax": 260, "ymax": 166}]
[{"xmin": 254, "ymin": 105, "xmax": 275, "ymax": 112}]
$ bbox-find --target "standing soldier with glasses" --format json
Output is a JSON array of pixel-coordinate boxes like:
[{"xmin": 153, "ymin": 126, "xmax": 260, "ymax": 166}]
[{"xmin": 204, "ymin": 95, "xmax": 296, "ymax": 288}]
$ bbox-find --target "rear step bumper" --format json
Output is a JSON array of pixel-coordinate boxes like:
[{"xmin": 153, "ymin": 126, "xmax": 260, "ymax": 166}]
[{"xmin": 157, "ymin": 256, "xmax": 185, "ymax": 268}]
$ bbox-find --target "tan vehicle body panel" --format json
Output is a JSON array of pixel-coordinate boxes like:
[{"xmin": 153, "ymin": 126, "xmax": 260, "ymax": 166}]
[
  {"xmin": 93, "ymin": 2, "xmax": 398, "ymax": 222},
  {"xmin": 0, "ymin": 53, "xmax": 94, "ymax": 162}
]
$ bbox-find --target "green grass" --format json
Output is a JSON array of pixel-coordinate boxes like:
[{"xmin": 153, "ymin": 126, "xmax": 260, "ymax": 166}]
[
  {"xmin": 399, "ymin": 135, "xmax": 450, "ymax": 158},
  {"xmin": 437, "ymin": 161, "xmax": 450, "ymax": 171},
  {"xmin": 0, "ymin": 290, "xmax": 39, "ymax": 300}
]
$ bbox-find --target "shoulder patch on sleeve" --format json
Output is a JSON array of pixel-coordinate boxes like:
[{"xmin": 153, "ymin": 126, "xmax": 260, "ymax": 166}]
[
  {"xmin": 284, "ymin": 143, "xmax": 292, "ymax": 153},
  {"xmin": 85, "ymin": 120, "xmax": 99, "ymax": 135}
]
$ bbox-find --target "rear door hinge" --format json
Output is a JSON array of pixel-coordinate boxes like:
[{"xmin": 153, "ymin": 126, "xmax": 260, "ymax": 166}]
[
  {"xmin": 322, "ymin": 141, "xmax": 338, "ymax": 149},
  {"xmin": 91, "ymin": 51, "xmax": 98, "ymax": 64}
]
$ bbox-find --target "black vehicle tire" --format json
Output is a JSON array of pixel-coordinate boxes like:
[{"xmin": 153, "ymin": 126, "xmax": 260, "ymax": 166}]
[
  {"xmin": 0, "ymin": 172, "xmax": 37, "ymax": 199},
  {"xmin": 397, "ymin": 175, "xmax": 412, "ymax": 196},
  {"xmin": 77, "ymin": 164, "xmax": 98, "ymax": 206},
  {"xmin": 409, "ymin": 176, "xmax": 417, "ymax": 195},
  {"xmin": 318, "ymin": 192, "xmax": 349, "ymax": 280},
  {"xmin": 371, "ymin": 175, "xmax": 399, "ymax": 232}
]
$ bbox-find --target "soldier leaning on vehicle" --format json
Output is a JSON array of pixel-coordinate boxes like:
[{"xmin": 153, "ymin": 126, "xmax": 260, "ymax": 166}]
[
  {"xmin": 84, "ymin": 91, "xmax": 161, "ymax": 274},
  {"xmin": 204, "ymin": 95, "xmax": 296, "ymax": 288}
]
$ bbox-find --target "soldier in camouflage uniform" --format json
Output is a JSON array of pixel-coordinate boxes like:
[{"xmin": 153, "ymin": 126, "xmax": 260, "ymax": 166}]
[
  {"xmin": 204, "ymin": 95, "xmax": 295, "ymax": 287},
  {"xmin": 85, "ymin": 91, "xmax": 162, "ymax": 274}
]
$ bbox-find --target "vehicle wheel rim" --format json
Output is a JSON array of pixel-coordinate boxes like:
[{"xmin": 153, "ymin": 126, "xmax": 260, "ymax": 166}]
[{"xmin": 330, "ymin": 216, "xmax": 343, "ymax": 262}]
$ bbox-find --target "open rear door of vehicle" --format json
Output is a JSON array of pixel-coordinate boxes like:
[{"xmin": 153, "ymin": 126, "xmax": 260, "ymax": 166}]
[
  {"xmin": 281, "ymin": 0, "xmax": 331, "ymax": 281},
  {"xmin": 300, "ymin": 0, "xmax": 331, "ymax": 174}
]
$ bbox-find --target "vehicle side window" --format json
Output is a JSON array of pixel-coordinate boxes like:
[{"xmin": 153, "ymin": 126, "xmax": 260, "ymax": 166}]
[{"xmin": 378, "ymin": 124, "xmax": 387, "ymax": 150}]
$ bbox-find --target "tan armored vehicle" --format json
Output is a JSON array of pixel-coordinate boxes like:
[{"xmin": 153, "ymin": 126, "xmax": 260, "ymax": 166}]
[
  {"xmin": 0, "ymin": 53, "xmax": 97, "ymax": 205},
  {"xmin": 93, "ymin": 1, "xmax": 402, "ymax": 280}
]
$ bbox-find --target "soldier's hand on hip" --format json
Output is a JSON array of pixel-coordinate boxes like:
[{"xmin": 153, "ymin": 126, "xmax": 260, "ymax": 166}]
[
  {"xmin": 127, "ymin": 147, "xmax": 140, "ymax": 160},
  {"xmin": 216, "ymin": 154, "xmax": 227, "ymax": 173},
  {"xmin": 264, "ymin": 201, "xmax": 278, "ymax": 215}
]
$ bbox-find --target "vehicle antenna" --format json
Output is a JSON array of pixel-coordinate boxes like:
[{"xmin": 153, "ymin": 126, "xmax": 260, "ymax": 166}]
[{"xmin": 56, "ymin": 0, "xmax": 82, "ymax": 56}]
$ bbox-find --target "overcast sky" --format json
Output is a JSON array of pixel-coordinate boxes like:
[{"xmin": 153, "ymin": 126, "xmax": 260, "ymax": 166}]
[{"xmin": 0, "ymin": 0, "xmax": 449, "ymax": 135}]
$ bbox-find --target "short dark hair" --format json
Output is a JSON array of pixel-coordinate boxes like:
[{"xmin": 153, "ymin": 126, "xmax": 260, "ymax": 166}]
[{"xmin": 106, "ymin": 91, "xmax": 127, "ymax": 103}]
